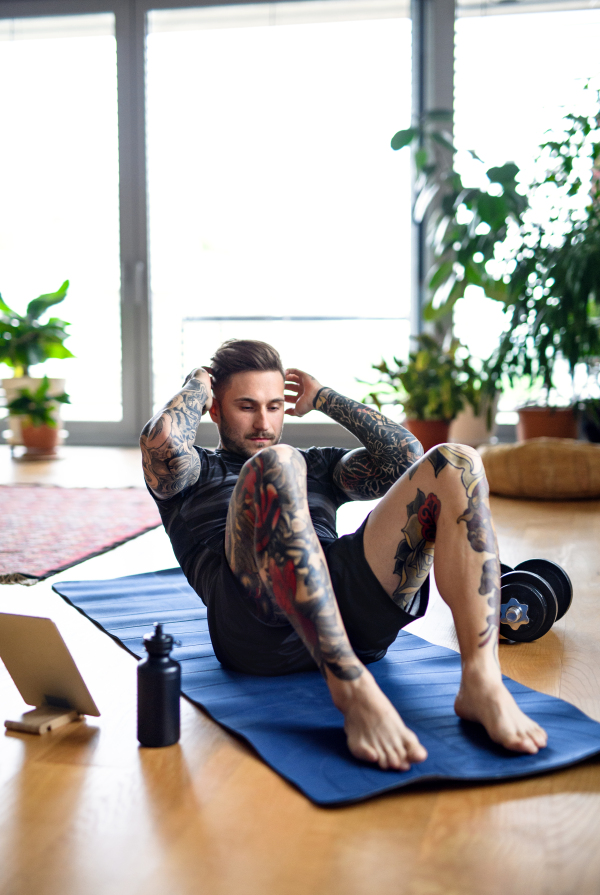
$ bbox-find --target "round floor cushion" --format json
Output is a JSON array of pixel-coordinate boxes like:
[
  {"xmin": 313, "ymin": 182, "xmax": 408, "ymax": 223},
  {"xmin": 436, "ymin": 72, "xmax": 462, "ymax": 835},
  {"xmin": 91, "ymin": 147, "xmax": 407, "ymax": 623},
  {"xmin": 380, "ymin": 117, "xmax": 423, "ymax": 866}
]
[{"xmin": 479, "ymin": 438, "xmax": 600, "ymax": 500}]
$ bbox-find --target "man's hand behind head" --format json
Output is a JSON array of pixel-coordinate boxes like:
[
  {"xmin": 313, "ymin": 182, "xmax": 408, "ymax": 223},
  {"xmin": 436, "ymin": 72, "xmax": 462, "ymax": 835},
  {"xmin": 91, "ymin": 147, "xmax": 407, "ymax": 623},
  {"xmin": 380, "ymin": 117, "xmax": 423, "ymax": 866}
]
[
  {"xmin": 183, "ymin": 367, "xmax": 213, "ymax": 414},
  {"xmin": 284, "ymin": 368, "xmax": 324, "ymax": 418}
]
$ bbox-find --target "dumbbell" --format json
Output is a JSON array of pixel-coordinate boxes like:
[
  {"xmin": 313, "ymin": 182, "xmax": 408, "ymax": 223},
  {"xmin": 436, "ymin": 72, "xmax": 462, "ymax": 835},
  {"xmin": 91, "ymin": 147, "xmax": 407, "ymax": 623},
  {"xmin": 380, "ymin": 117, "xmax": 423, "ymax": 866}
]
[{"xmin": 498, "ymin": 559, "xmax": 573, "ymax": 643}]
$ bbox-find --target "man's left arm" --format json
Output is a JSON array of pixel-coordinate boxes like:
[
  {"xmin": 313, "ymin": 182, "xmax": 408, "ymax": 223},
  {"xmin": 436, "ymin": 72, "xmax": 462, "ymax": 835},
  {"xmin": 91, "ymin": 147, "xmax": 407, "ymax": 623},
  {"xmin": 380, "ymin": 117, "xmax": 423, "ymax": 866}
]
[{"xmin": 285, "ymin": 368, "xmax": 424, "ymax": 500}]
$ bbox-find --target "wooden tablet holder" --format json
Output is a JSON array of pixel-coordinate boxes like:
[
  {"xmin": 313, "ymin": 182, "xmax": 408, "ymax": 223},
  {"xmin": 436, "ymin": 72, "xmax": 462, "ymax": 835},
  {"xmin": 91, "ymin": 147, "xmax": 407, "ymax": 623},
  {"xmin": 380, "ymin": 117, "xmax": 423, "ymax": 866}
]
[
  {"xmin": 0, "ymin": 613, "xmax": 100, "ymax": 736},
  {"xmin": 5, "ymin": 706, "xmax": 83, "ymax": 735}
]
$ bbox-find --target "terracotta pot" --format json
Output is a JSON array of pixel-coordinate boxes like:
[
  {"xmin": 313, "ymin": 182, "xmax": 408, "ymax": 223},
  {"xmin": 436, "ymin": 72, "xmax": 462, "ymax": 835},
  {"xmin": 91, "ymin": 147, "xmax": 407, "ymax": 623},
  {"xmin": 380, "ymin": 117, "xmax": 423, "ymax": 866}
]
[
  {"xmin": 1, "ymin": 377, "xmax": 66, "ymax": 447},
  {"xmin": 517, "ymin": 406, "xmax": 577, "ymax": 441},
  {"xmin": 404, "ymin": 419, "xmax": 450, "ymax": 453},
  {"xmin": 21, "ymin": 423, "xmax": 59, "ymax": 455},
  {"xmin": 448, "ymin": 395, "xmax": 500, "ymax": 448}
]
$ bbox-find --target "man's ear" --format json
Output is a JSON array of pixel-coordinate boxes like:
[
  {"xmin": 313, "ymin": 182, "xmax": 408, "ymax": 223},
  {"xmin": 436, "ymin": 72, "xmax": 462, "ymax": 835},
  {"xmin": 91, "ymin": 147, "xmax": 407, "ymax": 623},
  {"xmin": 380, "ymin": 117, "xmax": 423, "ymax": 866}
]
[{"xmin": 208, "ymin": 397, "xmax": 220, "ymax": 424}]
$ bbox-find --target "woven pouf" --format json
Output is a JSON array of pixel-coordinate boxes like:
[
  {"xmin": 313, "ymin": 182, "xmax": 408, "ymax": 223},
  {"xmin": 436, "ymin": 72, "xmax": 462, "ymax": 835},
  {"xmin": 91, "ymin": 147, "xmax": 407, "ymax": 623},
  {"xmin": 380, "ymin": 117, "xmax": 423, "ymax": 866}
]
[{"xmin": 479, "ymin": 438, "xmax": 600, "ymax": 500}]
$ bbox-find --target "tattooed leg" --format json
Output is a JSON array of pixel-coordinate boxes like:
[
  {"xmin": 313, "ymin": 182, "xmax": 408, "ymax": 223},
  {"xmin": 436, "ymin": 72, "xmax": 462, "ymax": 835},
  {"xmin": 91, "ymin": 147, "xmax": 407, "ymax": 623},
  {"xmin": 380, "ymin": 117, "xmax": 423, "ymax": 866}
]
[
  {"xmin": 364, "ymin": 443, "xmax": 547, "ymax": 755},
  {"xmin": 226, "ymin": 444, "xmax": 428, "ymax": 771}
]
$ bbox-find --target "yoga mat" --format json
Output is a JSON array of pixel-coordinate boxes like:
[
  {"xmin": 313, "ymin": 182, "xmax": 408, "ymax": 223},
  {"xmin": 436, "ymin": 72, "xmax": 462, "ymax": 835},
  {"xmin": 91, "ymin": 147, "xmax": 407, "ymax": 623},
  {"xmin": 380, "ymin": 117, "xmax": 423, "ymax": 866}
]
[
  {"xmin": 53, "ymin": 568, "xmax": 600, "ymax": 806},
  {"xmin": 0, "ymin": 485, "xmax": 161, "ymax": 584}
]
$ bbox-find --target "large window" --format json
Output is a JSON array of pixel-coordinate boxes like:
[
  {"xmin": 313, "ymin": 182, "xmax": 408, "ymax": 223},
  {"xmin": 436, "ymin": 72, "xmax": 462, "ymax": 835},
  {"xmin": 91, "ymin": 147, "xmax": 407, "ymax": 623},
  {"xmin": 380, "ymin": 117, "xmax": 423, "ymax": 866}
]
[
  {"xmin": 5, "ymin": 0, "xmax": 599, "ymax": 442},
  {"xmin": 146, "ymin": 0, "xmax": 412, "ymax": 424},
  {"xmin": 453, "ymin": 3, "xmax": 600, "ymax": 414},
  {"xmin": 0, "ymin": 13, "xmax": 122, "ymax": 423}
]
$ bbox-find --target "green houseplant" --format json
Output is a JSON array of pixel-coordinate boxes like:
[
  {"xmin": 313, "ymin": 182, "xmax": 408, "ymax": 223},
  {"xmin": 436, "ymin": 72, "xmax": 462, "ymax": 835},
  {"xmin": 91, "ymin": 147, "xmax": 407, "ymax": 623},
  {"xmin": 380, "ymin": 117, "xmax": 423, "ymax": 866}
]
[
  {"xmin": 0, "ymin": 280, "xmax": 73, "ymax": 448},
  {"xmin": 488, "ymin": 89, "xmax": 600, "ymax": 439},
  {"xmin": 391, "ymin": 113, "xmax": 526, "ymax": 443},
  {"xmin": 391, "ymin": 112, "xmax": 528, "ymax": 324},
  {"xmin": 0, "ymin": 280, "xmax": 73, "ymax": 376},
  {"xmin": 363, "ymin": 334, "xmax": 485, "ymax": 451},
  {"xmin": 6, "ymin": 376, "xmax": 70, "ymax": 455}
]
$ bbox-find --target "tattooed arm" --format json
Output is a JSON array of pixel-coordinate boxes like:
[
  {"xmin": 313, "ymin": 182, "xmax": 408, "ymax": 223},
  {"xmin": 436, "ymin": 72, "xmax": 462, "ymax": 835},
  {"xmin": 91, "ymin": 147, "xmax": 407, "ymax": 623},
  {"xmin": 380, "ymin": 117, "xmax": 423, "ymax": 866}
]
[
  {"xmin": 140, "ymin": 367, "xmax": 212, "ymax": 499},
  {"xmin": 284, "ymin": 368, "xmax": 423, "ymax": 500}
]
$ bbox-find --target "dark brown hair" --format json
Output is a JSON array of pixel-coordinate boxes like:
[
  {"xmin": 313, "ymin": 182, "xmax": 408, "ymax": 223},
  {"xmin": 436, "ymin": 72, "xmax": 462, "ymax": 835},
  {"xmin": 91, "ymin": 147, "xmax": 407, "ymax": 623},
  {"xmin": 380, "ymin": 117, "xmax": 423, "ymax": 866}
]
[{"xmin": 210, "ymin": 339, "xmax": 285, "ymax": 395}]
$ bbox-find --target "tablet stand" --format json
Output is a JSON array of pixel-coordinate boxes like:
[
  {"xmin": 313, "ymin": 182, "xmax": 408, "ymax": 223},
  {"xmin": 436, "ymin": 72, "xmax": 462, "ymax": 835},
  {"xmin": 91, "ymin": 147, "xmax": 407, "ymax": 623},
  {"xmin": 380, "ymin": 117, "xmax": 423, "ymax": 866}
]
[{"xmin": 5, "ymin": 707, "xmax": 83, "ymax": 734}]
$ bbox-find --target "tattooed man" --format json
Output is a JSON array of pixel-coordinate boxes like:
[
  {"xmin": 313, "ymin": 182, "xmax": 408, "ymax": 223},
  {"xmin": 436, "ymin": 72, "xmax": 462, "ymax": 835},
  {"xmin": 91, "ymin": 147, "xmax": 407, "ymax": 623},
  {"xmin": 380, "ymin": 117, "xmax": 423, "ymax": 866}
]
[{"xmin": 141, "ymin": 339, "xmax": 547, "ymax": 770}]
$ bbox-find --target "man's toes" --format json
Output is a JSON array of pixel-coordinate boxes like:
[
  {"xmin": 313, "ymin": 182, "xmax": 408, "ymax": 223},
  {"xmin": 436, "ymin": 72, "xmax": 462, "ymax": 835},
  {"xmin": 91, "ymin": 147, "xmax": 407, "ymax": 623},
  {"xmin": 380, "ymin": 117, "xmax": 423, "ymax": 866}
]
[
  {"xmin": 404, "ymin": 736, "xmax": 427, "ymax": 764},
  {"xmin": 351, "ymin": 740, "xmax": 379, "ymax": 765},
  {"xmin": 376, "ymin": 749, "xmax": 389, "ymax": 770},
  {"xmin": 410, "ymin": 743, "xmax": 428, "ymax": 763},
  {"xmin": 385, "ymin": 743, "xmax": 410, "ymax": 772},
  {"xmin": 519, "ymin": 735, "xmax": 539, "ymax": 754},
  {"xmin": 509, "ymin": 720, "xmax": 547, "ymax": 754},
  {"xmin": 386, "ymin": 735, "xmax": 426, "ymax": 770},
  {"xmin": 531, "ymin": 726, "xmax": 548, "ymax": 749},
  {"xmin": 507, "ymin": 730, "xmax": 539, "ymax": 754}
]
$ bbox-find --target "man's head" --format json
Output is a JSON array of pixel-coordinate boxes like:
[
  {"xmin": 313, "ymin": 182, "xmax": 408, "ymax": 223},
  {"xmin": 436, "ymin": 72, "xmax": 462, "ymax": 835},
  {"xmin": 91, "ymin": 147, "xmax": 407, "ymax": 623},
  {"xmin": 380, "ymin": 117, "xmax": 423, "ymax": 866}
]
[{"xmin": 208, "ymin": 339, "xmax": 286, "ymax": 458}]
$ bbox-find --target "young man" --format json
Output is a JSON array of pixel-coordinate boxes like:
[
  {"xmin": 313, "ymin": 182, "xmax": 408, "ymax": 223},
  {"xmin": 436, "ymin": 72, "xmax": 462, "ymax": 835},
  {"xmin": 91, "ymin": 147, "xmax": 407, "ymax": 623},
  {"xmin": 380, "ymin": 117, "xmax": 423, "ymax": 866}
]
[{"xmin": 141, "ymin": 339, "xmax": 547, "ymax": 771}]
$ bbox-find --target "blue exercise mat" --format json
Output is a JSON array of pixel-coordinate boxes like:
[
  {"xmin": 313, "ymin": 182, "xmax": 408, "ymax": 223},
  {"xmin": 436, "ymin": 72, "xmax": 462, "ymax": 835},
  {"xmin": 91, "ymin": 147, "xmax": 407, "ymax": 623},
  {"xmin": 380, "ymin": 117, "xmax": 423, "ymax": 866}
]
[{"xmin": 53, "ymin": 568, "xmax": 600, "ymax": 806}]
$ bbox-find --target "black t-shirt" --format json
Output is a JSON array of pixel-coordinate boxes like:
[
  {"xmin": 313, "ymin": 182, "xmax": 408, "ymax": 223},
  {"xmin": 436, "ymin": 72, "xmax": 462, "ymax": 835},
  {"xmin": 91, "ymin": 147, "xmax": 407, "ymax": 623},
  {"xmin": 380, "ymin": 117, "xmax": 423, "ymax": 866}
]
[{"xmin": 151, "ymin": 445, "xmax": 351, "ymax": 589}]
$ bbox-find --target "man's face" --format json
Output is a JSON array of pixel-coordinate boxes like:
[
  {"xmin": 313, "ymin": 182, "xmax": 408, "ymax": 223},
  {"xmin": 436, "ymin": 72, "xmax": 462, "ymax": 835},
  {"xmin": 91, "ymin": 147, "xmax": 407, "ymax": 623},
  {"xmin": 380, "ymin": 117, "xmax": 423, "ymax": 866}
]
[{"xmin": 208, "ymin": 369, "xmax": 285, "ymax": 459}]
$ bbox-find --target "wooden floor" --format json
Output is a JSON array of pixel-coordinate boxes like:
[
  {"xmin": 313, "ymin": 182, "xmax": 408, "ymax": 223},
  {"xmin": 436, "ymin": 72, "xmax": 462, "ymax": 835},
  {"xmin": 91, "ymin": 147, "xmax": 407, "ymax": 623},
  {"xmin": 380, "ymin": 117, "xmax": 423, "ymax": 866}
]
[{"xmin": 1, "ymin": 445, "xmax": 600, "ymax": 895}]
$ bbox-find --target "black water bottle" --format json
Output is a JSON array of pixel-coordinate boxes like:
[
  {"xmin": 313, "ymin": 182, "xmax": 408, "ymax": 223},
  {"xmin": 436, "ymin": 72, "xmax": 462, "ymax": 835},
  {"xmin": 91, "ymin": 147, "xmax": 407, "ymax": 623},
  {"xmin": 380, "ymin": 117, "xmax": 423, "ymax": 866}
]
[{"xmin": 137, "ymin": 623, "xmax": 181, "ymax": 747}]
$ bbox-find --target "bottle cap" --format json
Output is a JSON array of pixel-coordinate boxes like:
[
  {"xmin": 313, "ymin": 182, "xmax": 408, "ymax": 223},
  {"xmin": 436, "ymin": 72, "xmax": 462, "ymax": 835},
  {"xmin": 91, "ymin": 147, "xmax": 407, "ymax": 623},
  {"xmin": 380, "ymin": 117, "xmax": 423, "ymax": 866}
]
[{"xmin": 143, "ymin": 622, "xmax": 174, "ymax": 656}]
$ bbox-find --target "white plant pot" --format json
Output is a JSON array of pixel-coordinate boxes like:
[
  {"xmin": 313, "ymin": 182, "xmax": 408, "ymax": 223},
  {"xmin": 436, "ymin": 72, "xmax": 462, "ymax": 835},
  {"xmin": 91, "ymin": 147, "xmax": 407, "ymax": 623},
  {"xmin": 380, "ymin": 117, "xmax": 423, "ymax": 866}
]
[
  {"xmin": 1, "ymin": 377, "xmax": 67, "ymax": 447},
  {"xmin": 449, "ymin": 396, "xmax": 499, "ymax": 448}
]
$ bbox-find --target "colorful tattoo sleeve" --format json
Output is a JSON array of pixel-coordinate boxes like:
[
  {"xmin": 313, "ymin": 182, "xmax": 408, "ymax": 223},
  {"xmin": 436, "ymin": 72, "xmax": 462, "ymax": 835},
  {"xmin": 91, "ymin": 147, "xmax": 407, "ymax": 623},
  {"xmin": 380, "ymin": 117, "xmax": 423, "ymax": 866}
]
[
  {"xmin": 314, "ymin": 388, "xmax": 423, "ymax": 500},
  {"xmin": 140, "ymin": 378, "xmax": 208, "ymax": 498}
]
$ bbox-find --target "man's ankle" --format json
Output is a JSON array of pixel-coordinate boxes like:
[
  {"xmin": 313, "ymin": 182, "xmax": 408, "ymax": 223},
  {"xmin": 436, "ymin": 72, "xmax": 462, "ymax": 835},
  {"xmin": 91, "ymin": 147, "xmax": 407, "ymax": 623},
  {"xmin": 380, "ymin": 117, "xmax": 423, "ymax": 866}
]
[
  {"xmin": 460, "ymin": 647, "xmax": 502, "ymax": 676},
  {"xmin": 325, "ymin": 664, "xmax": 368, "ymax": 712}
]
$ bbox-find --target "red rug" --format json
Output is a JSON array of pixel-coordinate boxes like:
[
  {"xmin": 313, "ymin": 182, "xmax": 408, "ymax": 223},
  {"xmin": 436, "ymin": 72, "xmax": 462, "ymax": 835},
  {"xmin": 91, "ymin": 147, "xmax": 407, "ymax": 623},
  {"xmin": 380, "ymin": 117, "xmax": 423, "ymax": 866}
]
[{"xmin": 0, "ymin": 484, "xmax": 162, "ymax": 584}]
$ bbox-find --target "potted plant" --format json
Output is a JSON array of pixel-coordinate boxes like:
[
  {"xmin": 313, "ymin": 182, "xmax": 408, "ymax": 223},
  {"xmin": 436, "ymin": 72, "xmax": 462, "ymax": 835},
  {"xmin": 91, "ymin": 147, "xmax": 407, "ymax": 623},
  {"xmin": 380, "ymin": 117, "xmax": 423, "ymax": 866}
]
[
  {"xmin": 391, "ymin": 113, "xmax": 527, "ymax": 442},
  {"xmin": 0, "ymin": 280, "xmax": 73, "ymax": 445},
  {"xmin": 6, "ymin": 376, "xmax": 70, "ymax": 456},
  {"xmin": 448, "ymin": 361, "xmax": 501, "ymax": 447},
  {"xmin": 392, "ymin": 112, "xmax": 527, "ymax": 324},
  {"xmin": 362, "ymin": 334, "xmax": 482, "ymax": 452},
  {"xmin": 485, "ymin": 87, "xmax": 600, "ymax": 439}
]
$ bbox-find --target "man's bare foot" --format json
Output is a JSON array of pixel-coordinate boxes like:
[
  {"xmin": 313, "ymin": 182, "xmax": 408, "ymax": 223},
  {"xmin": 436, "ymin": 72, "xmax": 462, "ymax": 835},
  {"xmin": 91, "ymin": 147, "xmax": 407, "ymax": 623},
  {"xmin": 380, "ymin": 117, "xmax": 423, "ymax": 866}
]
[
  {"xmin": 327, "ymin": 667, "xmax": 428, "ymax": 771},
  {"xmin": 455, "ymin": 663, "xmax": 548, "ymax": 754}
]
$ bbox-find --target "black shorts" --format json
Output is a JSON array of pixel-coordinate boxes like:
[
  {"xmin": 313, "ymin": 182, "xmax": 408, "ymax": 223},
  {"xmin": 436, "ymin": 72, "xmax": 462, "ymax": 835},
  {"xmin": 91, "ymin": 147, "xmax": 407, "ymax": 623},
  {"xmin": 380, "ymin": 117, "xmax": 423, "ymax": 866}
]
[{"xmin": 197, "ymin": 516, "xmax": 430, "ymax": 676}]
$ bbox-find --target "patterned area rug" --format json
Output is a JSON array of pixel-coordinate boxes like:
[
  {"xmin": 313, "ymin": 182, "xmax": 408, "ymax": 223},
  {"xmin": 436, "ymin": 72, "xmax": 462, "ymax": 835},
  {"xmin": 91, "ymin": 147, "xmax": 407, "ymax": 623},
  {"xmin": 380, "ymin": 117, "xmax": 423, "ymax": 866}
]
[{"xmin": 0, "ymin": 485, "xmax": 162, "ymax": 585}]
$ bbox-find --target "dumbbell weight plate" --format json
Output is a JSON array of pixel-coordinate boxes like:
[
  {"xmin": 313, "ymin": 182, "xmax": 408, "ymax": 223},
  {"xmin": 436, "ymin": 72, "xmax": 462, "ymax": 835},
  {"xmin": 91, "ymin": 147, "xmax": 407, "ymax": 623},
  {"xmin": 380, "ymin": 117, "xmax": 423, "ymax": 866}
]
[
  {"xmin": 499, "ymin": 571, "xmax": 558, "ymax": 643},
  {"xmin": 500, "ymin": 563, "xmax": 513, "ymax": 578},
  {"xmin": 514, "ymin": 559, "xmax": 573, "ymax": 621}
]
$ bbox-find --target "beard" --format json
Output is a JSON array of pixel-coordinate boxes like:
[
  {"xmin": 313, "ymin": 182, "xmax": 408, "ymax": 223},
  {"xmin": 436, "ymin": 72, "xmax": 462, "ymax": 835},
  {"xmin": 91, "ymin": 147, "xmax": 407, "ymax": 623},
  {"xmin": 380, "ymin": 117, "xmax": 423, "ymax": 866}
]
[{"xmin": 218, "ymin": 415, "xmax": 283, "ymax": 459}]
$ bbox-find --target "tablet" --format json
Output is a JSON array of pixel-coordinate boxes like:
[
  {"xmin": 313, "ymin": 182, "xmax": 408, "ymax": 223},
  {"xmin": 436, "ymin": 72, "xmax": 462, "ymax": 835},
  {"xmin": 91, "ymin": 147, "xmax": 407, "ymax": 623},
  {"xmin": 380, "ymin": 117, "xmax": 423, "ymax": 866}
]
[{"xmin": 0, "ymin": 613, "xmax": 100, "ymax": 718}]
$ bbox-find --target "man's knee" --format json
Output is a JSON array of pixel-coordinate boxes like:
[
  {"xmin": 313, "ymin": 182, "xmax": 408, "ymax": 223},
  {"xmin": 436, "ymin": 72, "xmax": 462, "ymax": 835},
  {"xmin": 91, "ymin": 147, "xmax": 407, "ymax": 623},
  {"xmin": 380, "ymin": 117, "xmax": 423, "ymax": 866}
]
[
  {"xmin": 243, "ymin": 444, "xmax": 304, "ymax": 476},
  {"xmin": 425, "ymin": 442, "xmax": 489, "ymax": 490},
  {"xmin": 425, "ymin": 442, "xmax": 480, "ymax": 462}
]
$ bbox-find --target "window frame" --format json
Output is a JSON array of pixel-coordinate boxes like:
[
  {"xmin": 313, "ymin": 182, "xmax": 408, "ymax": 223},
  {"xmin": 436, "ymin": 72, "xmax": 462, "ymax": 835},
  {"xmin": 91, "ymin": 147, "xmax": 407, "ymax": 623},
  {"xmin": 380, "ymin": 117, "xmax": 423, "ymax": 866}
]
[
  {"xmin": 0, "ymin": 0, "xmax": 424, "ymax": 447},
  {"xmin": 0, "ymin": 0, "xmax": 149, "ymax": 445}
]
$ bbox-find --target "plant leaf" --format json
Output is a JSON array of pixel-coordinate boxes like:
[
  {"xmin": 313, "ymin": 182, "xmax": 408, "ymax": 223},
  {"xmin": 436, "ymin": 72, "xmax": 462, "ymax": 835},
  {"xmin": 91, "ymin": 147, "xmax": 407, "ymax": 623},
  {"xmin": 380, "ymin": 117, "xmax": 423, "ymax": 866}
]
[
  {"xmin": 391, "ymin": 127, "xmax": 417, "ymax": 151},
  {"xmin": 26, "ymin": 280, "xmax": 70, "ymax": 322},
  {"xmin": 486, "ymin": 162, "xmax": 519, "ymax": 186},
  {"xmin": 414, "ymin": 147, "xmax": 429, "ymax": 172},
  {"xmin": 0, "ymin": 294, "xmax": 16, "ymax": 316}
]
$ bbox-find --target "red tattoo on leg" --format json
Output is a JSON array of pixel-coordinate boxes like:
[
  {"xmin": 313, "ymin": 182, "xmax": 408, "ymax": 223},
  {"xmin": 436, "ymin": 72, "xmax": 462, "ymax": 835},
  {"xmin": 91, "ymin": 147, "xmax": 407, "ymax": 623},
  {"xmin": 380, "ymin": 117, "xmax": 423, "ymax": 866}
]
[
  {"xmin": 268, "ymin": 557, "xmax": 318, "ymax": 648},
  {"xmin": 417, "ymin": 492, "xmax": 441, "ymax": 542}
]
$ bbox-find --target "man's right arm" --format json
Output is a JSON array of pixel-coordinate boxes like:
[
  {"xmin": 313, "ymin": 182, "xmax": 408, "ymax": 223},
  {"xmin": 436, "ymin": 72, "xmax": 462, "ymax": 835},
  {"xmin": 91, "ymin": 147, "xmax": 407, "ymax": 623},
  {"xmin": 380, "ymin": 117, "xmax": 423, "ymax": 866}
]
[{"xmin": 140, "ymin": 368, "xmax": 212, "ymax": 499}]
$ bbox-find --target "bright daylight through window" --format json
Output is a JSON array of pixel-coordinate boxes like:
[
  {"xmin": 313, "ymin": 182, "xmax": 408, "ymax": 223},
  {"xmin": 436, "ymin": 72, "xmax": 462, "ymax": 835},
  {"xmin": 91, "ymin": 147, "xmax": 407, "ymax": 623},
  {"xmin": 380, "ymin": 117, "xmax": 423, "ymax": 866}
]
[
  {"xmin": 453, "ymin": 5, "xmax": 600, "ymax": 420},
  {"xmin": 0, "ymin": 14, "xmax": 122, "ymax": 423},
  {"xmin": 146, "ymin": 0, "xmax": 412, "ymax": 419}
]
